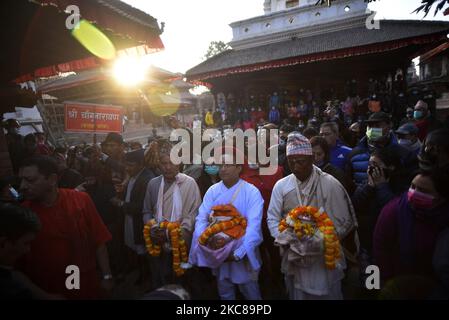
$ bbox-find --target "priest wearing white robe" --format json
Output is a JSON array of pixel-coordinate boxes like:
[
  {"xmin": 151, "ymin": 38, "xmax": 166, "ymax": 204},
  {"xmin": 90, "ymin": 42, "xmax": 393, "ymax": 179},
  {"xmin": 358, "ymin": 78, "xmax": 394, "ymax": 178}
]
[{"xmin": 189, "ymin": 152, "xmax": 264, "ymax": 300}]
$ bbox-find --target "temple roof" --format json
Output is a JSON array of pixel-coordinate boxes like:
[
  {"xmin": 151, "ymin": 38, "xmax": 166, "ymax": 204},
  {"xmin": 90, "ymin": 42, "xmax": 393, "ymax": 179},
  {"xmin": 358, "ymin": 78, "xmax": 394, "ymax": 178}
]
[{"xmin": 186, "ymin": 20, "xmax": 449, "ymax": 81}]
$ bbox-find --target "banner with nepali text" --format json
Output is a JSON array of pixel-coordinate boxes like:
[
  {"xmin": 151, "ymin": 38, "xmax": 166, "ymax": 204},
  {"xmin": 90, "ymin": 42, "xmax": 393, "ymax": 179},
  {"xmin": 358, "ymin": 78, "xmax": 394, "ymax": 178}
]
[{"xmin": 64, "ymin": 102, "xmax": 123, "ymax": 133}]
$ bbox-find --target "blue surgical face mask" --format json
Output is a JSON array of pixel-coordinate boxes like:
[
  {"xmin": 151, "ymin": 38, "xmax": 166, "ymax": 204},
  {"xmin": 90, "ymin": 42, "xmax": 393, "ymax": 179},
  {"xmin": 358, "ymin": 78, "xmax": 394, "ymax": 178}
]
[
  {"xmin": 204, "ymin": 165, "xmax": 219, "ymax": 176},
  {"xmin": 414, "ymin": 110, "xmax": 424, "ymax": 120}
]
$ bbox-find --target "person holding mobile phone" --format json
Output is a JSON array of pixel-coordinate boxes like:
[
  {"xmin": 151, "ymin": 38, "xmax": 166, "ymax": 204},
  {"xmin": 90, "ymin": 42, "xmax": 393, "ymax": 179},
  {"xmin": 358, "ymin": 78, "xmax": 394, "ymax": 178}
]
[
  {"xmin": 347, "ymin": 112, "xmax": 418, "ymax": 187},
  {"xmin": 352, "ymin": 148, "xmax": 410, "ymax": 271},
  {"xmin": 0, "ymin": 177, "xmax": 22, "ymax": 204}
]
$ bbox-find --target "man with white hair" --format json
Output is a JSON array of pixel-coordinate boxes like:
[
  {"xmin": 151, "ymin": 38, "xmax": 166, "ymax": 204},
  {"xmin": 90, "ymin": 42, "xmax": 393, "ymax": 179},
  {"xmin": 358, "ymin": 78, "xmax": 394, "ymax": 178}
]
[{"xmin": 267, "ymin": 132, "xmax": 358, "ymax": 300}]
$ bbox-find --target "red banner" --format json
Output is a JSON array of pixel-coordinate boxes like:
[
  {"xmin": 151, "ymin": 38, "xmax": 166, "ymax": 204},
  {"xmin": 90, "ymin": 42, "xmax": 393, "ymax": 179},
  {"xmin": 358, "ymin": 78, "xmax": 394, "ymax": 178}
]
[{"xmin": 64, "ymin": 102, "xmax": 123, "ymax": 133}]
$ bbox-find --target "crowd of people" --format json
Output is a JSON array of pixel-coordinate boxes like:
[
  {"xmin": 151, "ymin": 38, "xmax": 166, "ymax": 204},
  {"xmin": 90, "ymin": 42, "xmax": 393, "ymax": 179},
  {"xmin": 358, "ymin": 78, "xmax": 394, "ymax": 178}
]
[{"xmin": 1, "ymin": 81, "xmax": 449, "ymax": 300}]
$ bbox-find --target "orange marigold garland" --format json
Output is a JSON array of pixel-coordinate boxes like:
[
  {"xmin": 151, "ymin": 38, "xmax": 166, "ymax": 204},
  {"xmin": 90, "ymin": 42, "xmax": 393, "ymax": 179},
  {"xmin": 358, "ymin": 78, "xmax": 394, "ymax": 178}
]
[
  {"xmin": 143, "ymin": 219, "xmax": 188, "ymax": 276},
  {"xmin": 278, "ymin": 206, "xmax": 341, "ymax": 269},
  {"xmin": 199, "ymin": 204, "xmax": 247, "ymax": 247}
]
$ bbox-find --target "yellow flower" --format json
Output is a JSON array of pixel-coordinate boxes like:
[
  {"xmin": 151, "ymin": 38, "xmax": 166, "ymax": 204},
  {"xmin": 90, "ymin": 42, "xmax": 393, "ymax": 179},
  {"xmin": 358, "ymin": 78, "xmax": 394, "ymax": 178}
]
[
  {"xmin": 143, "ymin": 219, "xmax": 188, "ymax": 276},
  {"xmin": 278, "ymin": 206, "xmax": 341, "ymax": 269},
  {"xmin": 199, "ymin": 214, "xmax": 247, "ymax": 247}
]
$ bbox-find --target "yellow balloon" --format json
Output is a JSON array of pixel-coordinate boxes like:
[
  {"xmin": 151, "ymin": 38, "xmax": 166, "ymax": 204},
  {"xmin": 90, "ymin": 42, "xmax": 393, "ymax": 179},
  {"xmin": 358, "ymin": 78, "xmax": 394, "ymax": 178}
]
[{"xmin": 72, "ymin": 19, "xmax": 116, "ymax": 60}]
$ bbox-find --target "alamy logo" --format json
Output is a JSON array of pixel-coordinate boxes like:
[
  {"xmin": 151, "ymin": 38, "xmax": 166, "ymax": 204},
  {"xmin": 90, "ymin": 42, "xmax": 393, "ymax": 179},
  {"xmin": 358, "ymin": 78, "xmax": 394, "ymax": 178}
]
[
  {"xmin": 365, "ymin": 9, "xmax": 380, "ymax": 30},
  {"xmin": 169, "ymin": 126, "xmax": 279, "ymax": 175},
  {"xmin": 65, "ymin": 5, "xmax": 81, "ymax": 30},
  {"xmin": 65, "ymin": 265, "xmax": 80, "ymax": 290},
  {"xmin": 365, "ymin": 265, "xmax": 380, "ymax": 290}
]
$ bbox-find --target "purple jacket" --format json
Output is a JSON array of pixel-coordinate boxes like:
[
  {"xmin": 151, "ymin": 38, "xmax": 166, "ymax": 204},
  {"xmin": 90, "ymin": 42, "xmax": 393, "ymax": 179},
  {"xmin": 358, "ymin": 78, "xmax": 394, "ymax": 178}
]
[{"xmin": 373, "ymin": 193, "xmax": 449, "ymax": 282}]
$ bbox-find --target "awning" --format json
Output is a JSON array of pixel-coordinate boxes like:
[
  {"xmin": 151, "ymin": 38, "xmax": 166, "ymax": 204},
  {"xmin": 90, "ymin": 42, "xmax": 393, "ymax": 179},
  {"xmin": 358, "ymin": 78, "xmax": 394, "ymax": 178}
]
[
  {"xmin": 37, "ymin": 0, "xmax": 163, "ymax": 43},
  {"xmin": 37, "ymin": 66, "xmax": 176, "ymax": 96},
  {"xmin": 1, "ymin": 0, "xmax": 164, "ymax": 85},
  {"xmin": 419, "ymin": 41, "xmax": 449, "ymax": 63}
]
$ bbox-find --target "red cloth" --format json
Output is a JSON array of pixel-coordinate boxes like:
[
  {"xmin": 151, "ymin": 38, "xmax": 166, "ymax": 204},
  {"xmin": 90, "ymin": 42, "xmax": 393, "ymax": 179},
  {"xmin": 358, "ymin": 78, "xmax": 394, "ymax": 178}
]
[
  {"xmin": 414, "ymin": 118, "xmax": 430, "ymax": 142},
  {"xmin": 36, "ymin": 143, "xmax": 51, "ymax": 156},
  {"xmin": 241, "ymin": 166, "xmax": 284, "ymax": 232},
  {"xmin": 189, "ymin": 33, "xmax": 443, "ymax": 82},
  {"xmin": 255, "ymin": 111, "xmax": 267, "ymax": 122},
  {"xmin": 243, "ymin": 120, "xmax": 255, "ymax": 130},
  {"xmin": 250, "ymin": 111, "xmax": 258, "ymax": 122},
  {"xmin": 18, "ymin": 189, "xmax": 112, "ymax": 299}
]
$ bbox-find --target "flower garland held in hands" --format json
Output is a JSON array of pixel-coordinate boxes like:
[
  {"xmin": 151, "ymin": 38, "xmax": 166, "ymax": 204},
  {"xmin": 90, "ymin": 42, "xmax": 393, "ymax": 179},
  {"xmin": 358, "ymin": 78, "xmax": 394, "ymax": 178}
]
[
  {"xmin": 143, "ymin": 219, "xmax": 188, "ymax": 276},
  {"xmin": 199, "ymin": 204, "xmax": 247, "ymax": 247},
  {"xmin": 278, "ymin": 206, "xmax": 341, "ymax": 269}
]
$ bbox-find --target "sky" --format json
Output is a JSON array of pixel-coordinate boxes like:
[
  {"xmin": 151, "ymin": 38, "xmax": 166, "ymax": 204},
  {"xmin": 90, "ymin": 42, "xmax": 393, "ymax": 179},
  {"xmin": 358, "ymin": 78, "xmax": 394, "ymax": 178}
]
[{"xmin": 122, "ymin": 0, "xmax": 449, "ymax": 74}]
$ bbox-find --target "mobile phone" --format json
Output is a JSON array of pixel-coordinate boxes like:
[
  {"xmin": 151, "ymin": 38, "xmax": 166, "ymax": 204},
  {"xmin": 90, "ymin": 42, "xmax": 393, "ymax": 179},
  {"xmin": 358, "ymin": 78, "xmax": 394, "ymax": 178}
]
[{"xmin": 9, "ymin": 187, "xmax": 22, "ymax": 201}]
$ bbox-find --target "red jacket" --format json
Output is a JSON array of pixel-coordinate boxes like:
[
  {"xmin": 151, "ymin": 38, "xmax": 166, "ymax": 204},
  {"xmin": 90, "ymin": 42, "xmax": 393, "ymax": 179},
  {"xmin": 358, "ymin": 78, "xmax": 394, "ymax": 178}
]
[{"xmin": 241, "ymin": 166, "xmax": 284, "ymax": 226}]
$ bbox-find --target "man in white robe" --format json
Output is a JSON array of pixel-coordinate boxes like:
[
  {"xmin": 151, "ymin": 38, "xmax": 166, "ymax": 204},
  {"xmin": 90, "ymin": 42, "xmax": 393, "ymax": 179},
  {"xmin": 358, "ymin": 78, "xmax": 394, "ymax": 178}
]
[
  {"xmin": 267, "ymin": 132, "xmax": 358, "ymax": 300},
  {"xmin": 189, "ymin": 153, "xmax": 264, "ymax": 300}
]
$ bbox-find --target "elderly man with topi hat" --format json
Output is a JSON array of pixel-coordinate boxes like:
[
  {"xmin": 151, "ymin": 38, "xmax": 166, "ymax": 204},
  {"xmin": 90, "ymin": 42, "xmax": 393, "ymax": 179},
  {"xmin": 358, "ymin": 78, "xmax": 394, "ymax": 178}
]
[{"xmin": 267, "ymin": 132, "xmax": 358, "ymax": 300}]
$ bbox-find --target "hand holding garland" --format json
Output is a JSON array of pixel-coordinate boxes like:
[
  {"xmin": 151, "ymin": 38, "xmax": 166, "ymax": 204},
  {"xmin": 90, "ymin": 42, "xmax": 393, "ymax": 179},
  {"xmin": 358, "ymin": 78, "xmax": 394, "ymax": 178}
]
[{"xmin": 278, "ymin": 206, "xmax": 341, "ymax": 269}]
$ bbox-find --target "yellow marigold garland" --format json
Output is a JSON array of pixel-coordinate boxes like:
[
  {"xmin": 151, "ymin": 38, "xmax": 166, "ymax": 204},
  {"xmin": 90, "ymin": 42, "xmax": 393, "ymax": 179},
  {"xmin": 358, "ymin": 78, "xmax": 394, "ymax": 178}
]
[
  {"xmin": 143, "ymin": 219, "xmax": 188, "ymax": 276},
  {"xmin": 199, "ymin": 212, "xmax": 247, "ymax": 246},
  {"xmin": 278, "ymin": 206, "xmax": 341, "ymax": 269}
]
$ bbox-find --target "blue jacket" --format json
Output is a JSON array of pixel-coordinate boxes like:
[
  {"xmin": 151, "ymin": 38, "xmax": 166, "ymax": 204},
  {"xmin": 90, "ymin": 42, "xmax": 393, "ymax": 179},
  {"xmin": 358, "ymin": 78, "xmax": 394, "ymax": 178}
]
[
  {"xmin": 330, "ymin": 141, "xmax": 352, "ymax": 171},
  {"xmin": 269, "ymin": 109, "xmax": 280, "ymax": 123},
  {"xmin": 348, "ymin": 134, "xmax": 418, "ymax": 186}
]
